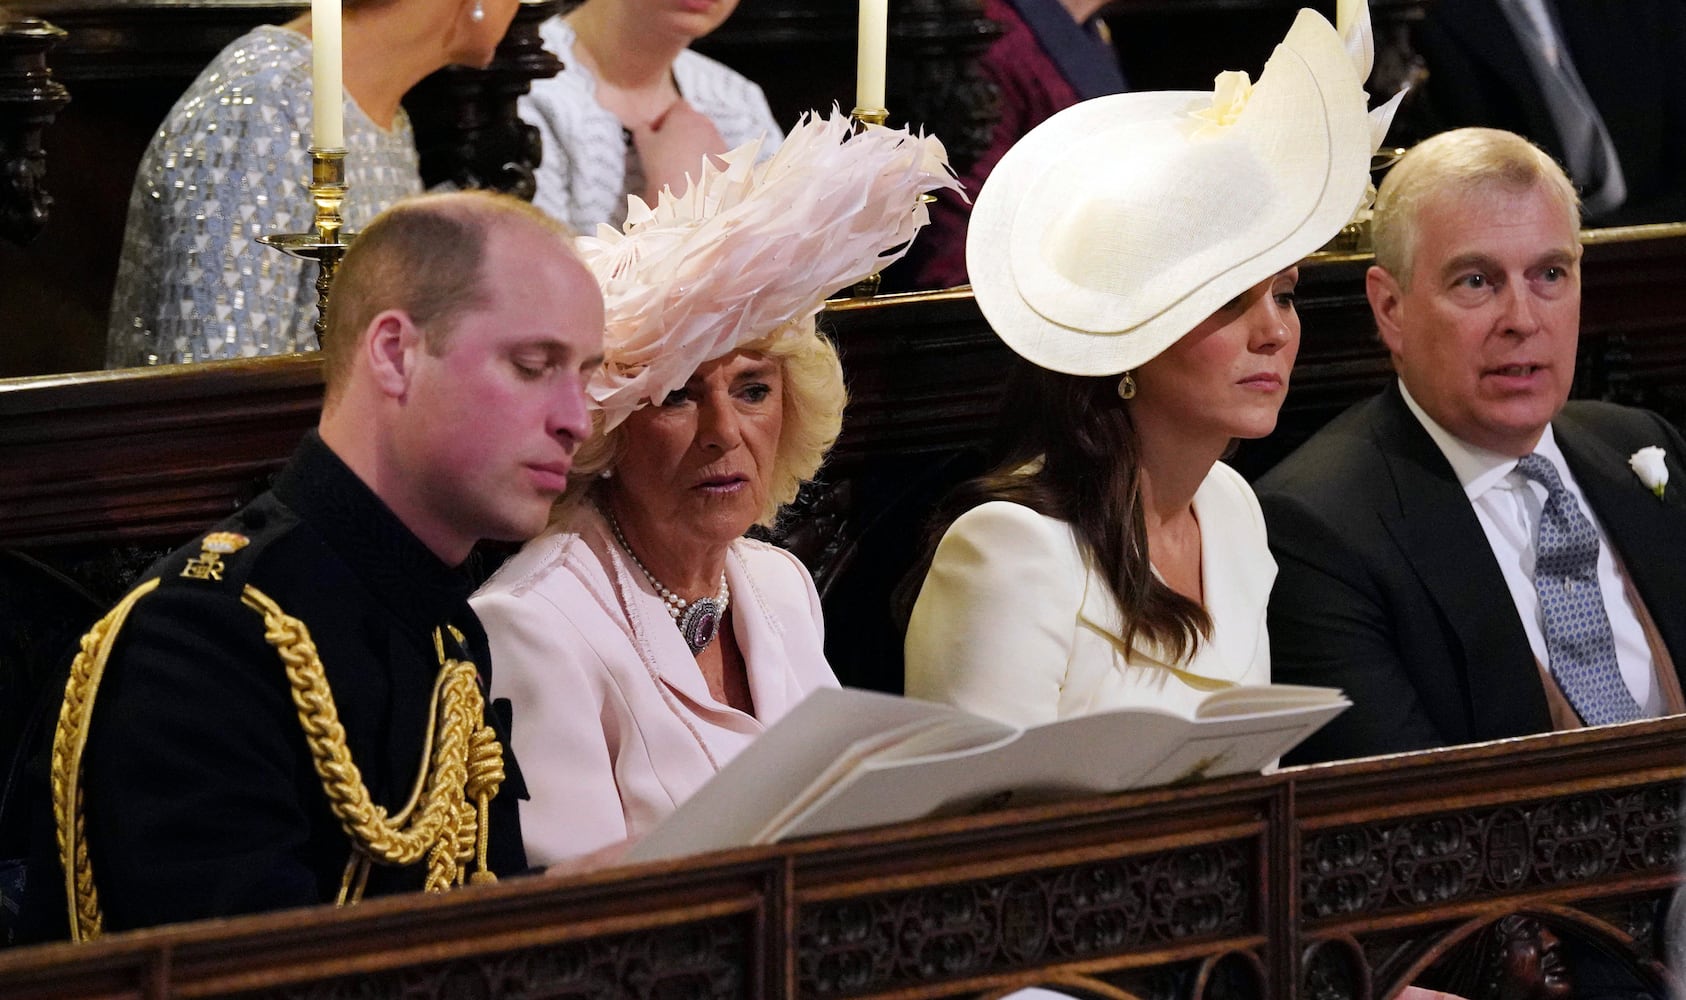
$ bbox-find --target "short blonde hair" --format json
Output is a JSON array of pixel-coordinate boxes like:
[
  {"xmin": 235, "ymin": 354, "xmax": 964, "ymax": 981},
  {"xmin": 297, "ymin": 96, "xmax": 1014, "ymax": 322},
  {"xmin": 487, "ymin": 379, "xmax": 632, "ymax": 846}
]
[
  {"xmin": 1372, "ymin": 128, "xmax": 1581, "ymax": 289},
  {"xmin": 557, "ymin": 319, "xmax": 848, "ymax": 528}
]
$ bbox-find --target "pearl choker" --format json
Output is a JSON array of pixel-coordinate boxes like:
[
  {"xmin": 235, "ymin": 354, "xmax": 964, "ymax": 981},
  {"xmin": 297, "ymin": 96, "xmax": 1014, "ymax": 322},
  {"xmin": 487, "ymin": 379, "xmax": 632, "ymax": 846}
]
[{"xmin": 605, "ymin": 509, "xmax": 729, "ymax": 655}]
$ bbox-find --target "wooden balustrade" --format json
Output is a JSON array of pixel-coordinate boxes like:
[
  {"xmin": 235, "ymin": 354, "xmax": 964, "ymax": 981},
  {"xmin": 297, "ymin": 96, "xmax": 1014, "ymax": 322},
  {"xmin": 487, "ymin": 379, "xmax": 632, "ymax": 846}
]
[{"xmin": 0, "ymin": 715, "xmax": 1679, "ymax": 998}]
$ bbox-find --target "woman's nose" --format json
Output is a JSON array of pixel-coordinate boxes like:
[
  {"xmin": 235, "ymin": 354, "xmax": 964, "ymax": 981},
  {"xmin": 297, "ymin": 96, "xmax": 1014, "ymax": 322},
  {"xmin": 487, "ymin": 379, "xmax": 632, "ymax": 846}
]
[
  {"xmin": 695, "ymin": 397, "xmax": 744, "ymax": 451},
  {"xmin": 1249, "ymin": 298, "xmax": 1295, "ymax": 352}
]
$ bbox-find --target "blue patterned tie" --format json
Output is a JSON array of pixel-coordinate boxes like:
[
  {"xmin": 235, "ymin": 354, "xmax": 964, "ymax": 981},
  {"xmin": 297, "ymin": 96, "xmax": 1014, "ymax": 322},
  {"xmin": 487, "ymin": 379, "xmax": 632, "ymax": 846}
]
[{"xmin": 1515, "ymin": 454, "xmax": 1643, "ymax": 725}]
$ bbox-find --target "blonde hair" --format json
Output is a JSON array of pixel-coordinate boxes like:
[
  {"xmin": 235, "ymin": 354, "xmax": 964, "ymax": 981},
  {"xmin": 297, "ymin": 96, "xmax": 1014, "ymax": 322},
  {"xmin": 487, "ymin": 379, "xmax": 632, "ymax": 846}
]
[
  {"xmin": 1372, "ymin": 128, "xmax": 1580, "ymax": 290},
  {"xmin": 556, "ymin": 319, "xmax": 847, "ymax": 529},
  {"xmin": 320, "ymin": 191, "xmax": 577, "ymax": 401}
]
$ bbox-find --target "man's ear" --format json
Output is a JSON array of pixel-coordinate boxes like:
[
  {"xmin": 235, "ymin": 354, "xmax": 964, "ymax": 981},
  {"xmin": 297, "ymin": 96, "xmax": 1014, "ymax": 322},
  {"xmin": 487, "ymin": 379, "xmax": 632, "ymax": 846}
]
[
  {"xmin": 1366, "ymin": 264, "xmax": 1407, "ymax": 360},
  {"xmin": 364, "ymin": 309, "xmax": 423, "ymax": 399}
]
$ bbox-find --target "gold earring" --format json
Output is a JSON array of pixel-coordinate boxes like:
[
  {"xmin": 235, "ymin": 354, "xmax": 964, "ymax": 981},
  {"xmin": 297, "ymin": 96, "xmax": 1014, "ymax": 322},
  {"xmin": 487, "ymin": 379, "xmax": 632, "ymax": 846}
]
[{"xmin": 1116, "ymin": 371, "xmax": 1136, "ymax": 400}]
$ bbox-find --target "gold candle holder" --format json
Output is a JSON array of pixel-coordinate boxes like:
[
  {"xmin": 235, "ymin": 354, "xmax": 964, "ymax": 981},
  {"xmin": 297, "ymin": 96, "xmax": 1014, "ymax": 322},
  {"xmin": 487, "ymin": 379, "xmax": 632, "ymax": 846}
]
[
  {"xmin": 1321, "ymin": 147, "xmax": 1409, "ymax": 256},
  {"xmin": 259, "ymin": 146, "xmax": 351, "ymax": 347},
  {"xmin": 849, "ymin": 106, "xmax": 890, "ymax": 298},
  {"xmin": 850, "ymin": 106, "xmax": 889, "ymax": 128}
]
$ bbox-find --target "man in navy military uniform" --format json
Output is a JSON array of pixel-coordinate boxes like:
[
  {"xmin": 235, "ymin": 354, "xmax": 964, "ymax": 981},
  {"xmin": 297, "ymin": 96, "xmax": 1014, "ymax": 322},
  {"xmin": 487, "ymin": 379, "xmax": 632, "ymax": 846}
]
[{"xmin": 21, "ymin": 190, "xmax": 605, "ymax": 939}]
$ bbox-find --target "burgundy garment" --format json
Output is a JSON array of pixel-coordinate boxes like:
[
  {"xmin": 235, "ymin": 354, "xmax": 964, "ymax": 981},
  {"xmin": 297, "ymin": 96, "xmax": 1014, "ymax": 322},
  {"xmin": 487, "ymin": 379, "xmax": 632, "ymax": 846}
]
[{"xmin": 909, "ymin": 0, "xmax": 1122, "ymax": 289}]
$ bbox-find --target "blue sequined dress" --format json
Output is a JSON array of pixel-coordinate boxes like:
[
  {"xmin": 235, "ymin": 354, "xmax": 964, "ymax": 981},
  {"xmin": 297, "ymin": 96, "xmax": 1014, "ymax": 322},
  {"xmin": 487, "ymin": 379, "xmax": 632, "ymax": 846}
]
[{"xmin": 106, "ymin": 26, "xmax": 423, "ymax": 367}]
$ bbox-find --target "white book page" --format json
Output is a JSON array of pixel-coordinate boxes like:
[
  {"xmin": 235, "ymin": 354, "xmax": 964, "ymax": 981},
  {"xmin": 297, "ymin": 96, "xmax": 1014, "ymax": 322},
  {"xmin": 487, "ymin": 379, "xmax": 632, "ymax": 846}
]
[{"xmin": 626, "ymin": 689, "xmax": 1011, "ymax": 863}]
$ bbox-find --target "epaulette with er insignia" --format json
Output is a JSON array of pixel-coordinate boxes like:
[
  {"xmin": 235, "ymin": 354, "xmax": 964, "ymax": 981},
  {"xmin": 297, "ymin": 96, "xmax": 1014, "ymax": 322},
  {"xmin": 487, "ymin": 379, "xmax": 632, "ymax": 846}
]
[
  {"xmin": 154, "ymin": 497, "xmax": 297, "ymax": 597},
  {"xmin": 179, "ymin": 531, "xmax": 251, "ymax": 582}
]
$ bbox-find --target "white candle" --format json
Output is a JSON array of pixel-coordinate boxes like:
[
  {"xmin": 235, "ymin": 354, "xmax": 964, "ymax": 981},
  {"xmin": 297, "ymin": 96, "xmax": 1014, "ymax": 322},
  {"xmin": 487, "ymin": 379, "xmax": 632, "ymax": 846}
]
[
  {"xmin": 311, "ymin": 0, "xmax": 344, "ymax": 148},
  {"xmin": 855, "ymin": 0, "xmax": 888, "ymax": 111}
]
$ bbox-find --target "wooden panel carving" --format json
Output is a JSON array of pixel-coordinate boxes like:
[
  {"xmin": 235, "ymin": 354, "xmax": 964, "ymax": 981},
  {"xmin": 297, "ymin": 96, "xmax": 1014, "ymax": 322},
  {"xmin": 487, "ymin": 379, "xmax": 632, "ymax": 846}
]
[
  {"xmin": 798, "ymin": 842, "xmax": 1257, "ymax": 997},
  {"xmin": 1300, "ymin": 782, "xmax": 1683, "ymax": 922},
  {"xmin": 1301, "ymin": 936, "xmax": 1370, "ymax": 1000},
  {"xmin": 1578, "ymin": 891, "xmax": 1673, "ymax": 966},
  {"xmin": 0, "ymin": 720, "xmax": 1683, "ymax": 998},
  {"xmin": 237, "ymin": 914, "xmax": 754, "ymax": 1000}
]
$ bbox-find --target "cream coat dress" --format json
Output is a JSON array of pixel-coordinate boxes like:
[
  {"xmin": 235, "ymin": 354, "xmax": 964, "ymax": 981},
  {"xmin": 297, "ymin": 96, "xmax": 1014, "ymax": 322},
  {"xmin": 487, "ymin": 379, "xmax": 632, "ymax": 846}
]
[
  {"xmin": 472, "ymin": 507, "xmax": 838, "ymax": 866},
  {"xmin": 904, "ymin": 462, "xmax": 1274, "ymax": 726}
]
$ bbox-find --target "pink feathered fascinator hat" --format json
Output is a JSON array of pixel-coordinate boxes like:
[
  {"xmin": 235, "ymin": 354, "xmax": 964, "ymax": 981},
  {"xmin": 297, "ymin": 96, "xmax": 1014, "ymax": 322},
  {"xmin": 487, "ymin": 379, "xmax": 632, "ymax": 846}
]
[{"xmin": 579, "ymin": 109, "xmax": 961, "ymax": 430}]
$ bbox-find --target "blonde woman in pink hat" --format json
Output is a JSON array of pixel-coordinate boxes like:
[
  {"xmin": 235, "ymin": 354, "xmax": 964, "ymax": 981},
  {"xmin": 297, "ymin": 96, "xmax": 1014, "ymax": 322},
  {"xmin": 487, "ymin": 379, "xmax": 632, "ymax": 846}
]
[
  {"xmin": 473, "ymin": 111, "xmax": 958, "ymax": 868},
  {"xmin": 903, "ymin": 2, "xmax": 1402, "ymax": 726}
]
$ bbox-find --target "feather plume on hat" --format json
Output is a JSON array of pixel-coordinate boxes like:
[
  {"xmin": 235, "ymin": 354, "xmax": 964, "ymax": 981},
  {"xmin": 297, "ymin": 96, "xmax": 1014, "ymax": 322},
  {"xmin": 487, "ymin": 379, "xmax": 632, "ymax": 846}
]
[{"xmin": 579, "ymin": 109, "xmax": 960, "ymax": 430}]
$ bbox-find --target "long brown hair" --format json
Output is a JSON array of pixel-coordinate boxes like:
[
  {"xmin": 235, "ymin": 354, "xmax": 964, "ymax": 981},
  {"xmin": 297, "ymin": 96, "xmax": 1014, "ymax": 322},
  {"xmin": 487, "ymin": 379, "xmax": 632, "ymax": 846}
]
[{"xmin": 900, "ymin": 358, "xmax": 1212, "ymax": 664}]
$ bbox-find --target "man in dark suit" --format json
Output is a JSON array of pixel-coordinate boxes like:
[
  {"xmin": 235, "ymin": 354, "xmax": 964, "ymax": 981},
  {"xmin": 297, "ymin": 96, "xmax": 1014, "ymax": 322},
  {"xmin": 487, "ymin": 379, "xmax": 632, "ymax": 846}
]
[
  {"xmin": 1259, "ymin": 127, "xmax": 1686, "ymax": 764},
  {"xmin": 1399, "ymin": 0, "xmax": 1686, "ymax": 226}
]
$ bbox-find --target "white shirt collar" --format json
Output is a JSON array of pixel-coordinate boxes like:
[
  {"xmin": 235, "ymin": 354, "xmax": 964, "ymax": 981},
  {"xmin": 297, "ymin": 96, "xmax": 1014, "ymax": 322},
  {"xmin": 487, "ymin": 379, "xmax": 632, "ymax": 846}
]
[{"xmin": 1397, "ymin": 379, "xmax": 1564, "ymax": 500}]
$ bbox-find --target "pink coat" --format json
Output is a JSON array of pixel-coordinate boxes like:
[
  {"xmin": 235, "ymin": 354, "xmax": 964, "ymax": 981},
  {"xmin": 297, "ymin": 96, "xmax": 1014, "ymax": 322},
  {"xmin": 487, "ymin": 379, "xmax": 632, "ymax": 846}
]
[{"xmin": 472, "ymin": 506, "xmax": 838, "ymax": 866}]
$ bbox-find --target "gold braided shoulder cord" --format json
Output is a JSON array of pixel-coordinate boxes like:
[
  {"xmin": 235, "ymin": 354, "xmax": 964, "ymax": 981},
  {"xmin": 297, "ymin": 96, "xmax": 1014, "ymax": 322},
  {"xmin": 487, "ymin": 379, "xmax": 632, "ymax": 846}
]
[
  {"xmin": 52, "ymin": 577, "xmax": 161, "ymax": 942},
  {"xmin": 52, "ymin": 583, "xmax": 504, "ymax": 943}
]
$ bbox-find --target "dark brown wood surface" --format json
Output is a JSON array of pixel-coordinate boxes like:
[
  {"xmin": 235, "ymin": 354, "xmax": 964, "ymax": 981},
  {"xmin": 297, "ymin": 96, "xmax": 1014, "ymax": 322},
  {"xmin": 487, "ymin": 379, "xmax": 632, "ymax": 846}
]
[{"xmin": 0, "ymin": 716, "xmax": 1679, "ymax": 999}]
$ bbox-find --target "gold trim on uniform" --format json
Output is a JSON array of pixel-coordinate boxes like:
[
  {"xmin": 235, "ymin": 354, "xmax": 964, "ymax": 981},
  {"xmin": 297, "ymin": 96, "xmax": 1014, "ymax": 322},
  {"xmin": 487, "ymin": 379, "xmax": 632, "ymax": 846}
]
[{"xmin": 51, "ymin": 578, "xmax": 503, "ymax": 942}]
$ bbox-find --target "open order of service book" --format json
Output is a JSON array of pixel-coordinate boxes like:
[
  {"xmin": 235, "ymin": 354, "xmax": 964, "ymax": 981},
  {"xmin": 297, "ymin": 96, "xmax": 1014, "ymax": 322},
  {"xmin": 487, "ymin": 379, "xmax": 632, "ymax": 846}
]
[{"xmin": 627, "ymin": 685, "xmax": 1349, "ymax": 863}]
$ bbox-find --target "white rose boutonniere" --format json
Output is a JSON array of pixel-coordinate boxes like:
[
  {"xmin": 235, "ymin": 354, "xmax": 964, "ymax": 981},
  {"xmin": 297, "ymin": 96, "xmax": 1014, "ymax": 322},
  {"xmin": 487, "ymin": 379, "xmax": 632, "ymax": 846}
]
[{"xmin": 1629, "ymin": 446, "xmax": 1669, "ymax": 499}]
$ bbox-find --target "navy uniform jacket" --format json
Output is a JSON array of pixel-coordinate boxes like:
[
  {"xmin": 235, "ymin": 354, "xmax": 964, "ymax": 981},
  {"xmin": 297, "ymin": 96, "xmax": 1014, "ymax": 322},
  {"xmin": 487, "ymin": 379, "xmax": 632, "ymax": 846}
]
[
  {"xmin": 1258, "ymin": 384, "xmax": 1686, "ymax": 764},
  {"xmin": 20, "ymin": 432, "xmax": 527, "ymax": 938}
]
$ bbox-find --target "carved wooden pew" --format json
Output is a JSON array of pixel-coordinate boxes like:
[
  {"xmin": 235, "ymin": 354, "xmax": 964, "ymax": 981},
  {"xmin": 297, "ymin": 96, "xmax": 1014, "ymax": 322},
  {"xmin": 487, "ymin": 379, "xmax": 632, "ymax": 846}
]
[{"xmin": 0, "ymin": 717, "xmax": 1678, "ymax": 998}]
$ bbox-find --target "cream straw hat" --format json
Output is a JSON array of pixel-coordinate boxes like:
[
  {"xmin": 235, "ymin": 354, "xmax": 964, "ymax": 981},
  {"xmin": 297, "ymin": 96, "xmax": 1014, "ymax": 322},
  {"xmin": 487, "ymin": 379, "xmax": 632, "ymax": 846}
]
[{"xmin": 967, "ymin": 3, "xmax": 1402, "ymax": 376}]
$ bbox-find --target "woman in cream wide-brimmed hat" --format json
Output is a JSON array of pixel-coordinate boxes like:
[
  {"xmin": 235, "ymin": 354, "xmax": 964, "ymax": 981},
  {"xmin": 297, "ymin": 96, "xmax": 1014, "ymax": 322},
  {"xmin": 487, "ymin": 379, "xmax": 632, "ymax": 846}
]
[{"xmin": 903, "ymin": 2, "xmax": 1403, "ymax": 725}]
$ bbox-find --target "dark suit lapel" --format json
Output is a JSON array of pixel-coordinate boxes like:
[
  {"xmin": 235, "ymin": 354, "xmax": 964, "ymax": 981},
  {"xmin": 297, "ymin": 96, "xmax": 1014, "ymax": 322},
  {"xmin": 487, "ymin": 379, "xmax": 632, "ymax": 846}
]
[
  {"xmin": 1436, "ymin": 0, "xmax": 1567, "ymax": 152},
  {"xmin": 1370, "ymin": 386, "xmax": 1553, "ymax": 737},
  {"xmin": 1555, "ymin": 416, "xmax": 1686, "ymax": 665}
]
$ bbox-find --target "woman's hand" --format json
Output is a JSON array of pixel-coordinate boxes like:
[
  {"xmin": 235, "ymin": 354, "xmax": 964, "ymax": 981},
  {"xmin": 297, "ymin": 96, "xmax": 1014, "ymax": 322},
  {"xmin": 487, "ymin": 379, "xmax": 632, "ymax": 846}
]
[
  {"xmin": 1396, "ymin": 988, "xmax": 1471, "ymax": 1000},
  {"xmin": 631, "ymin": 98, "xmax": 728, "ymax": 203}
]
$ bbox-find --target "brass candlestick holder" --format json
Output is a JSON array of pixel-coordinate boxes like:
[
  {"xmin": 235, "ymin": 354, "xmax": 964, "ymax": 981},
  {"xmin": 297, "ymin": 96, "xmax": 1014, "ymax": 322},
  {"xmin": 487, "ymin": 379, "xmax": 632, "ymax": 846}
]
[
  {"xmin": 849, "ymin": 105, "xmax": 890, "ymax": 298},
  {"xmin": 850, "ymin": 105, "xmax": 888, "ymax": 128},
  {"xmin": 1323, "ymin": 147, "xmax": 1409, "ymax": 256},
  {"xmin": 259, "ymin": 146, "xmax": 350, "ymax": 347}
]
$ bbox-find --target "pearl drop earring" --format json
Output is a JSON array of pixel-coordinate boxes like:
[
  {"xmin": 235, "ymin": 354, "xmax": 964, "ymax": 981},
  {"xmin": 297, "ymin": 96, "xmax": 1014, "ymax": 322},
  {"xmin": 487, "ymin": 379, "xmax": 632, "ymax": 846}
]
[{"xmin": 471, "ymin": 0, "xmax": 486, "ymax": 22}]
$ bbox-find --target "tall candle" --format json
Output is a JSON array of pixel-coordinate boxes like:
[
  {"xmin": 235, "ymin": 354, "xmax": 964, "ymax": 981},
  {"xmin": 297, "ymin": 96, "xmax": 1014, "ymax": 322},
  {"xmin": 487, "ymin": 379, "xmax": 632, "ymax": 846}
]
[
  {"xmin": 855, "ymin": 0, "xmax": 888, "ymax": 111},
  {"xmin": 311, "ymin": 0, "xmax": 344, "ymax": 148}
]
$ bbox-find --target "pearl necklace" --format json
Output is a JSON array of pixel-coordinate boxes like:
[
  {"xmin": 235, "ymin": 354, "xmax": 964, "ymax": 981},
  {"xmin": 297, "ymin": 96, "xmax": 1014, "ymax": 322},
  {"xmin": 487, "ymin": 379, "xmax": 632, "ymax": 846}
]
[{"xmin": 604, "ymin": 509, "xmax": 730, "ymax": 655}]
